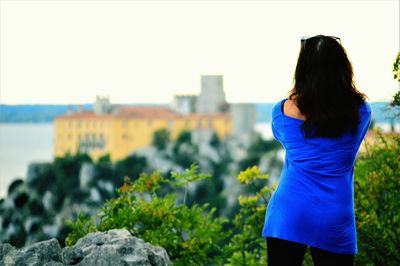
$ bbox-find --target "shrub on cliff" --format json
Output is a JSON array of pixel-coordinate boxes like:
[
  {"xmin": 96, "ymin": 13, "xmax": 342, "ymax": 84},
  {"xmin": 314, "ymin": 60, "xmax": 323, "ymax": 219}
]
[
  {"xmin": 354, "ymin": 132, "xmax": 400, "ymax": 265},
  {"xmin": 65, "ymin": 164, "xmax": 282, "ymax": 265},
  {"xmin": 65, "ymin": 164, "xmax": 229, "ymax": 265},
  {"xmin": 223, "ymin": 166, "xmax": 272, "ymax": 265}
]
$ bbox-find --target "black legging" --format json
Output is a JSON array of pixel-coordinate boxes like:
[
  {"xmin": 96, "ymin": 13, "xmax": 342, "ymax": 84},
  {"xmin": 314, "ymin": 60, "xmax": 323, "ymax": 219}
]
[{"xmin": 266, "ymin": 237, "xmax": 355, "ymax": 266}]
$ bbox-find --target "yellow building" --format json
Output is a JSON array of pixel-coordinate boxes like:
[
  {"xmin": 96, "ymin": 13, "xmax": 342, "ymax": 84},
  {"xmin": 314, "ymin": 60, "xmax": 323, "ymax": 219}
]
[{"xmin": 54, "ymin": 106, "xmax": 232, "ymax": 162}]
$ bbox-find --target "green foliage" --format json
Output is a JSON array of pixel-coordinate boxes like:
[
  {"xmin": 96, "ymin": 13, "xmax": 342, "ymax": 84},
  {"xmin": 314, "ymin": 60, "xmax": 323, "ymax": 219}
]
[
  {"xmin": 210, "ymin": 132, "xmax": 221, "ymax": 147},
  {"xmin": 66, "ymin": 164, "xmax": 229, "ymax": 266},
  {"xmin": 171, "ymin": 163, "xmax": 211, "ymax": 205},
  {"xmin": 393, "ymin": 51, "xmax": 400, "ymax": 82},
  {"xmin": 354, "ymin": 132, "xmax": 400, "ymax": 265},
  {"xmin": 391, "ymin": 52, "xmax": 400, "ymax": 107},
  {"xmin": 223, "ymin": 166, "xmax": 272, "ymax": 265},
  {"xmin": 171, "ymin": 163, "xmax": 211, "ymax": 188},
  {"xmin": 391, "ymin": 91, "xmax": 400, "ymax": 108},
  {"xmin": 172, "ymin": 130, "xmax": 199, "ymax": 169},
  {"xmin": 152, "ymin": 128, "xmax": 171, "ymax": 150},
  {"xmin": 114, "ymin": 154, "xmax": 147, "ymax": 187},
  {"xmin": 97, "ymin": 153, "xmax": 111, "ymax": 163},
  {"xmin": 239, "ymin": 135, "xmax": 281, "ymax": 170},
  {"xmin": 191, "ymin": 174, "xmax": 227, "ymax": 217},
  {"xmin": 175, "ymin": 130, "xmax": 192, "ymax": 144},
  {"xmin": 0, "ymin": 152, "xmax": 96, "ymax": 247},
  {"xmin": 129, "ymin": 171, "xmax": 167, "ymax": 194},
  {"xmin": 192, "ymin": 132, "xmax": 231, "ymax": 215},
  {"xmin": 52, "ymin": 153, "xmax": 92, "ymax": 208},
  {"xmin": 8, "ymin": 179, "xmax": 25, "ymax": 195},
  {"xmin": 65, "ymin": 212, "xmax": 97, "ymax": 246},
  {"xmin": 63, "ymin": 164, "xmax": 282, "ymax": 265}
]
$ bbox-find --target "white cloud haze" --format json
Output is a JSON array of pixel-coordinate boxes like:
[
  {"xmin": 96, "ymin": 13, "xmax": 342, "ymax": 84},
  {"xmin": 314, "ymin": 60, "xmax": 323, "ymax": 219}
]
[{"xmin": 0, "ymin": 0, "xmax": 399, "ymax": 104}]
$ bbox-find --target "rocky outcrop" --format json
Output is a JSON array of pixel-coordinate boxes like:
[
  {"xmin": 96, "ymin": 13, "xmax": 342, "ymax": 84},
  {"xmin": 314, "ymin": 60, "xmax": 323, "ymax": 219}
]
[
  {"xmin": 0, "ymin": 229, "xmax": 171, "ymax": 266},
  {"xmin": 0, "ymin": 238, "xmax": 62, "ymax": 266},
  {"xmin": 62, "ymin": 229, "xmax": 171, "ymax": 266}
]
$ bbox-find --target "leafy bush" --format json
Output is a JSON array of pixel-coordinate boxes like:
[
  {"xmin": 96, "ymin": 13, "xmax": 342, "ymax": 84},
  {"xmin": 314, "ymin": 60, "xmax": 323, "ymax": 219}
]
[
  {"xmin": 65, "ymin": 213, "xmax": 97, "ymax": 246},
  {"xmin": 239, "ymin": 136, "xmax": 281, "ymax": 170},
  {"xmin": 152, "ymin": 128, "xmax": 171, "ymax": 150},
  {"xmin": 65, "ymin": 164, "xmax": 285, "ymax": 265},
  {"xmin": 172, "ymin": 131, "xmax": 199, "ymax": 169},
  {"xmin": 354, "ymin": 131, "xmax": 400, "ymax": 265},
  {"xmin": 223, "ymin": 166, "xmax": 271, "ymax": 265},
  {"xmin": 65, "ymin": 164, "xmax": 229, "ymax": 265},
  {"xmin": 61, "ymin": 134, "xmax": 400, "ymax": 266},
  {"xmin": 114, "ymin": 154, "xmax": 147, "ymax": 187},
  {"xmin": 392, "ymin": 52, "xmax": 400, "ymax": 107}
]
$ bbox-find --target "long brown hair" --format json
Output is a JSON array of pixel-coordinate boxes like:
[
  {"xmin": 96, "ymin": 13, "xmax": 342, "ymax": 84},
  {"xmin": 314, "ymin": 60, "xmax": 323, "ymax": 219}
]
[{"xmin": 289, "ymin": 35, "xmax": 367, "ymax": 138}]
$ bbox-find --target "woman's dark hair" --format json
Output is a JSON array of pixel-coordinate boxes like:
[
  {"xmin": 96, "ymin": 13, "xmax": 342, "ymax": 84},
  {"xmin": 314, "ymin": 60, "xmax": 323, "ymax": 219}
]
[{"xmin": 289, "ymin": 35, "xmax": 368, "ymax": 138}]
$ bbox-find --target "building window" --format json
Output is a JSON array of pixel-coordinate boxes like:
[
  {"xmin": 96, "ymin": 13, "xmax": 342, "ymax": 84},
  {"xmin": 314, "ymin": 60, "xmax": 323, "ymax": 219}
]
[
  {"xmin": 123, "ymin": 120, "xmax": 128, "ymax": 127},
  {"xmin": 147, "ymin": 119, "xmax": 153, "ymax": 127},
  {"xmin": 208, "ymin": 119, "xmax": 212, "ymax": 128}
]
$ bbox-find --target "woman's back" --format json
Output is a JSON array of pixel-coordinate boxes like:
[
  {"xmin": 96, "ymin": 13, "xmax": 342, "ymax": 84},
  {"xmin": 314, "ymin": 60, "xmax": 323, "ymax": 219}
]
[
  {"xmin": 275, "ymin": 98, "xmax": 371, "ymax": 177},
  {"xmin": 262, "ymin": 98, "xmax": 371, "ymax": 254}
]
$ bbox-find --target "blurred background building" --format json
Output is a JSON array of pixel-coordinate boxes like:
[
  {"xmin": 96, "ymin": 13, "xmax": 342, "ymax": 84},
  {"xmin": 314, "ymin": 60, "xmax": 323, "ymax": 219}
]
[{"xmin": 54, "ymin": 75, "xmax": 256, "ymax": 161}]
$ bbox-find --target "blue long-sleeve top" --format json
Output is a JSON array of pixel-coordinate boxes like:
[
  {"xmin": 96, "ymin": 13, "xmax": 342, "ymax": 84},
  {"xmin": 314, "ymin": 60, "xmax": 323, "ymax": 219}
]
[{"xmin": 262, "ymin": 98, "xmax": 372, "ymax": 254}]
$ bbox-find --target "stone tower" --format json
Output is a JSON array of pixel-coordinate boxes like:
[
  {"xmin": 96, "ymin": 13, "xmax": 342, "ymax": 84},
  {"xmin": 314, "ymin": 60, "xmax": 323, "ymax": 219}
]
[{"xmin": 196, "ymin": 75, "xmax": 227, "ymax": 113}]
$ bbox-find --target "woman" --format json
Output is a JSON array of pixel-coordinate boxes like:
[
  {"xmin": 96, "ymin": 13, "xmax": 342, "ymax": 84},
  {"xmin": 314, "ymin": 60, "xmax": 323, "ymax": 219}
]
[{"xmin": 261, "ymin": 35, "xmax": 371, "ymax": 266}]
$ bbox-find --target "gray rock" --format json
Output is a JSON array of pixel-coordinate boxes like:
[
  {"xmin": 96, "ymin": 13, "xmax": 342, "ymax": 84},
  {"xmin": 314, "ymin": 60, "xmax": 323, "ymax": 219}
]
[
  {"xmin": 0, "ymin": 243, "xmax": 15, "ymax": 262},
  {"xmin": 0, "ymin": 238, "xmax": 62, "ymax": 266},
  {"xmin": 1, "ymin": 229, "xmax": 171, "ymax": 266},
  {"xmin": 62, "ymin": 229, "xmax": 171, "ymax": 266}
]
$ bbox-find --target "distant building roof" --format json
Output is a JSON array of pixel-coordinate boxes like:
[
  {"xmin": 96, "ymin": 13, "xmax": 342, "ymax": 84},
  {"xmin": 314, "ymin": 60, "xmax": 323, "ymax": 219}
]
[
  {"xmin": 117, "ymin": 106, "xmax": 177, "ymax": 119},
  {"xmin": 57, "ymin": 111, "xmax": 114, "ymax": 120},
  {"xmin": 56, "ymin": 106, "xmax": 229, "ymax": 120}
]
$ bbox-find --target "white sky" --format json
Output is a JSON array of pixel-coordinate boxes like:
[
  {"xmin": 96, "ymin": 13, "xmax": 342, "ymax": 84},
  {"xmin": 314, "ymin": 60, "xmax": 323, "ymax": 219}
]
[{"xmin": 0, "ymin": 0, "xmax": 399, "ymax": 104}]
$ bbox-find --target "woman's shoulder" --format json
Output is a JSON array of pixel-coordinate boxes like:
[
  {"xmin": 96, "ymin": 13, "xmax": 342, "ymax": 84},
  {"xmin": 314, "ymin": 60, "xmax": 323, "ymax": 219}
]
[
  {"xmin": 359, "ymin": 100, "xmax": 372, "ymax": 113},
  {"xmin": 272, "ymin": 97, "xmax": 306, "ymax": 121},
  {"xmin": 272, "ymin": 98, "xmax": 285, "ymax": 119}
]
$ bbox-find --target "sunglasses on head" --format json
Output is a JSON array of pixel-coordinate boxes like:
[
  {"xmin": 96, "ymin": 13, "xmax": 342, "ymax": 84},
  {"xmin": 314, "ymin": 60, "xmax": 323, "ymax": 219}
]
[{"xmin": 301, "ymin": 36, "xmax": 341, "ymax": 47}]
